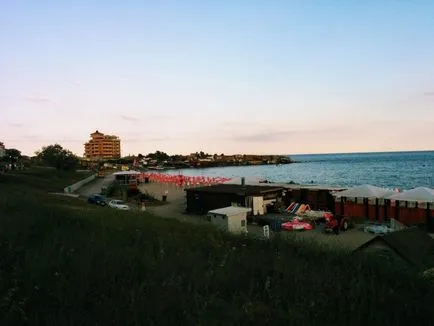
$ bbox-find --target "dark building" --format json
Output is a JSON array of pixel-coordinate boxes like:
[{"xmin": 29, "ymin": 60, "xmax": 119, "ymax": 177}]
[
  {"xmin": 353, "ymin": 227, "xmax": 434, "ymax": 271},
  {"xmin": 282, "ymin": 185, "xmax": 345, "ymax": 212},
  {"xmin": 185, "ymin": 184, "xmax": 284, "ymax": 215}
]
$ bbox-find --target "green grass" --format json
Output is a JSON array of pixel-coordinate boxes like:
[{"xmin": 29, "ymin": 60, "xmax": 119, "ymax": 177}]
[
  {"xmin": 0, "ymin": 167, "xmax": 93, "ymax": 193},
  {"xmin": 1, "ymin": 168, "xmax": 434, "ymax": 325}
]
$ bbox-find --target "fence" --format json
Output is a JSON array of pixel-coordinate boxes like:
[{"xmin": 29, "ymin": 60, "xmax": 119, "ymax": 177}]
[{"xmin": 64, "ymin": 174, "xmax": 96, "ymax": 193}]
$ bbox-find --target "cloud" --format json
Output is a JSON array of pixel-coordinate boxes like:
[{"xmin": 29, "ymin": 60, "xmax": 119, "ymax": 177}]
[
  {"xmin": 230, "ymin": 130, "xmax": 297, "ymax": 142},
  {"xmin": 222, "ymin": 121, "xmax": 258, "ymax": 127},
  {"xmin": 123, "ymin": 136, "xmax": 172, "ymax": 143},
  {"xmin": 229, "ymin": 126, "xmax": 355, "ymax": 143},
  {"xmin": 121, "ymin": 115, "xmax": 140, "ymax": 122},
  {"xmin": 25, "ymin": 97, "xmax": 51, "ymax": 103},
  {"xmin": 424, "ymin": 91, "xmax": 434, "ymax": 96},
  {"xmin": 65, "ymin": 80, "xmax": 82, "ymax": 86},
  {"xmin": 120, "ymin": 114, "xmax": 168, "ymax": 122},
  {"xmin": 8, "ymin": 123, "xmax": 24, "ymax": 127},
  {"xmin": 147, "ymin": 137, "xmax": 172, "ymax": 142},
  {"xmin": 58, "ymin": 138, "xmax": 85, "ymax": 143}
]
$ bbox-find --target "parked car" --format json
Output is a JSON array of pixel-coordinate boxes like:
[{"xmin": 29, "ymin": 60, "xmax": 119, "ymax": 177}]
[
  {"xmin": 87, "ymin": 194, "xmax": 107, "ymax": 206},
  {"xmin": 108, "ymin": 200, "xmax": 130, "ymax": 210}
]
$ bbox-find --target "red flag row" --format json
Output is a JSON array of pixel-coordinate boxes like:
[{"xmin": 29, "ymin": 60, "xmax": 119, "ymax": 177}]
[{"xmin": 138, "ymin": 172, "xmax": 231, "ymax": 187}]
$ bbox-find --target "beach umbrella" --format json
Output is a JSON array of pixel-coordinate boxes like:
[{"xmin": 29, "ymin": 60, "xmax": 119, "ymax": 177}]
[
  {"xmin": 385, "ymin": 187, "xmax": 434, "ymax": 224},
  {"xmin": 385, "ymin": 187, "xmax": 434, "ymax": 203},
  {"xmin": 334, "ymin": 184, "xmax": 396, "ymax": 199}
]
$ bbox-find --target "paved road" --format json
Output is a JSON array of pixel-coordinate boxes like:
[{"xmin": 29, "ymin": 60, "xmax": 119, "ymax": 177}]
[{"xmin": 78, "ymin": 173, "xmax": 114, "ymax": 197}]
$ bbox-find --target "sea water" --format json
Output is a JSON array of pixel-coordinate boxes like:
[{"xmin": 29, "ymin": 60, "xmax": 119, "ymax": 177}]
[{"xmin": 167, "ymin": 151, "xmax": 434, "ymax": 190}]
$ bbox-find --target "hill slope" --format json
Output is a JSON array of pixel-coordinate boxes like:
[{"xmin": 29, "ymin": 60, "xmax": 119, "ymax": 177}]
[{"xmin": 1, "ymin": 168, "xmax": 433, "ymax": 325}]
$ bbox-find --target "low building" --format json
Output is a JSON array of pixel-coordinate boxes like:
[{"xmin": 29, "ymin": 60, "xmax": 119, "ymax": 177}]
[
  {"xmin": 207, "ymin": 206, "xmax": 251, "ymax": 234},
  {"xmin": 223, "ymin": 178, "xmax": 345, "ymax": 212},
  {"xmin": 282, "ymin": 184, "xmax": 346, "ymax": 212},
  {"xmin": 113, "ymin": 171, "xmax": 141, "ymax": 189},
  {"xmin": 185, "ymin": 184, "xmax": 284, "ymax": 215},
  {"xmin": 353, "ymin": 227, "xmax": 434, "ymax": 271}
]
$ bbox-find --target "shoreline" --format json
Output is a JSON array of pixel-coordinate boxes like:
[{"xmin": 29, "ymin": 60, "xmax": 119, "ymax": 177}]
[{"xmin": 146, "ymin": 161, "xmax": 296, "ymax": 171}]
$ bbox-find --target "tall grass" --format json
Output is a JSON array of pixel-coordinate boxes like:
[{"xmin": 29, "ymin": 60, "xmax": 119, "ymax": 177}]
[{"xmin": 1, "ymin": 168, "xmax": 434, "ymax": 325}]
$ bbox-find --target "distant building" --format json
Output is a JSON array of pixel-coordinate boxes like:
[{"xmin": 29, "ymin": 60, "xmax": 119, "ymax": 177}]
[
  {"xmin": 0, "ymin": 142, "xmax": 5, "ymax": 158},
  {"xmin": 84, "ymin": 130, "xmax": 121, "ymax": 160}
]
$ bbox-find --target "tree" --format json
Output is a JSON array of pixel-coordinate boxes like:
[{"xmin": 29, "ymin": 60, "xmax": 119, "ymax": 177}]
[
  {"xmin": 36, "ymin": 144, "xmax": 79, "ymax": 171},
  {"xmin": 146, "ymin": 151, "xmax": 169, "ymax": 162},
  {"xmin": 5, "ymin": 148, "xmax": 22, "ymax": 162}
]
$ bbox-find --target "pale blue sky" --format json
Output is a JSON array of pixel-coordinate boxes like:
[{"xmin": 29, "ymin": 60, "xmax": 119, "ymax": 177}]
[{"xmin": 1, "ymin": 0, "xmax": 434, "ymax": 156}]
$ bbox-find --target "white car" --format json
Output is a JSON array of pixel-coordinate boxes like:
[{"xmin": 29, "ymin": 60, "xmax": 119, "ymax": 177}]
[{"xmin": 108, "ymin": 200, "xmax": 130, "ymax": 210}]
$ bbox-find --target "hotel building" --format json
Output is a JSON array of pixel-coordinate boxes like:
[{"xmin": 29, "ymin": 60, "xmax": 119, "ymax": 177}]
[{"xmin": 84, "ymin": 130, "xmax": 121, "ymax": 159}]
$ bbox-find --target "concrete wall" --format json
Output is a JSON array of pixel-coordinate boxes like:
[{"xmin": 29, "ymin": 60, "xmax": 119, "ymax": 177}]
[{"xmin": 64, "ymin": 174, "xmax": 96, "ymax": 193}]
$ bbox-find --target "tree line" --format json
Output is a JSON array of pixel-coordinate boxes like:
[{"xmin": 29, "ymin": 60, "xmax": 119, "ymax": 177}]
[{"xmin": 1, "ymin": 142, "xmax": 80, "ymax": 172}]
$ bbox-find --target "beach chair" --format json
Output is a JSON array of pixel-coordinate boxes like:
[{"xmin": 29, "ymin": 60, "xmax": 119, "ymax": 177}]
[
  {"xmin": 290, "ymin": 203, "xmax": 300, "ymax": 215},
  {"xmin": 286, "ymin": 202, "xmax": 296, "ymax": 212}
]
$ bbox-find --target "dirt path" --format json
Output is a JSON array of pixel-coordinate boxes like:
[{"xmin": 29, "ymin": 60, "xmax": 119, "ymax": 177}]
[{"xmin": 137, "ymin": 182, "xmax": 208, "ymax": 225}]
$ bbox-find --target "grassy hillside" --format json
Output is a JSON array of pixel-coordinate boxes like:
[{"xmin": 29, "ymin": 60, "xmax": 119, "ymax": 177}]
[{"xmin": 1, "ymin": 168, "xmax": 434, "ymax": 325}]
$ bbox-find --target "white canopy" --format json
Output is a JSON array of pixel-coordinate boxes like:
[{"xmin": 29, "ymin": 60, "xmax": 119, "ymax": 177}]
[
  {"xmin": 334, "ymin": 184, "xmax": 396, "ymax": 199},
  {"xmin": 386, "ymin": 187, "xmax": 434, "ymax": 203}
]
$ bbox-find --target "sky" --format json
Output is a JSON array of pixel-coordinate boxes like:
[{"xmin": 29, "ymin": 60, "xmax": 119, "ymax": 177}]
[{"xmin": 1, "ymin": 0, "xmax": 434, "ymax": 156}]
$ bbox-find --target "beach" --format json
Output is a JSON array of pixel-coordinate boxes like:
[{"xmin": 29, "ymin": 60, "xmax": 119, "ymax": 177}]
[{"xmin": 137, "ymin": 181, "xmax": 377, "ymax": 246}]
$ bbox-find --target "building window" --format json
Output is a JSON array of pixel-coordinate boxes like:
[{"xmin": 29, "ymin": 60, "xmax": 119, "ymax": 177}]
[{"xmin": 241, "ymin": 220, "xmax": 246, "ymax": 227}]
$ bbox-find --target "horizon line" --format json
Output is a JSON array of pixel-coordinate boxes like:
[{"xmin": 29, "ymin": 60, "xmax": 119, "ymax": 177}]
[{"xmin": 288, "ymin": 149, "xmax": 434, "ymax": 156}]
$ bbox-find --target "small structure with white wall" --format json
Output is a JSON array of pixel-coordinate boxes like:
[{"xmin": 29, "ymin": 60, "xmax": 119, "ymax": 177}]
[
  {"xmin": 207, "ymin": 206, "xmax": 252, "ymax": 234},
  {"xmin": 113, "ymin": 170, "xmax": 141, "ymax": 189}
]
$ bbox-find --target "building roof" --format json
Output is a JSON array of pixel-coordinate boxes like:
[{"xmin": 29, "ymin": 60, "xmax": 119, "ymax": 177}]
[
  {"xmin": 354, "ymin": 227, "xmax": 434, "ymax": 269},
  {"xmin": 208, "ymin": 206, "xmax": 252, "ymax": 216},
  {"xmin": 185, "ymin": 183, "xmax": 284, "ymax": 195},
  {"xmin": 224, "ymin": 176, "xmax": 268, "ymax": 184},
  {"xmin": 113, "ymin": 170, "xmax": 141, "ymax": 175},
  {"xmin": 223, "ymin": 178, "xmax": 346, "ymax": 192}
]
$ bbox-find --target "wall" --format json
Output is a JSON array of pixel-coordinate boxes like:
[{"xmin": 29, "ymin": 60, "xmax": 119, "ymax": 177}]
[
  {"xmin": 228, "ymin": 213, "xmax": 247, "ymax": 234},
  {"xmin": 335, "ymin": 200, "xmax": 434, "ymax": 226},
  {"xmin": 210, "ymin": 213, "xmax": 228, "ymax": 231},
  {"xmin": 186, "ymin": 191, "xmax": 244, "ymax": 214},
  {"xmin": 64, "ymin": 174, "xmax": 96, "ymax": 193},
  {"xmin": 286, "ymin": 189, "xmax": 335, "ymax": 211}
]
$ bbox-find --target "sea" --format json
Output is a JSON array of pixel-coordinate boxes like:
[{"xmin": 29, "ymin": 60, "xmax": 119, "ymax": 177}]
[{"xmin": 166, "ymin": 151, "xmax": 434, "ymax": 190}]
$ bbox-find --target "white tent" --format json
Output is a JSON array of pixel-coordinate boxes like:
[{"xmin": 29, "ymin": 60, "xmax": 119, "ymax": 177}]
[
  {"xmin": 334, "ymin": 184, "xmax": 396, "ymax": 199},
  {"xmin": 386, "ymin": 187, "xmax": 434, "ymax": 203}
]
